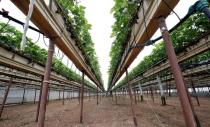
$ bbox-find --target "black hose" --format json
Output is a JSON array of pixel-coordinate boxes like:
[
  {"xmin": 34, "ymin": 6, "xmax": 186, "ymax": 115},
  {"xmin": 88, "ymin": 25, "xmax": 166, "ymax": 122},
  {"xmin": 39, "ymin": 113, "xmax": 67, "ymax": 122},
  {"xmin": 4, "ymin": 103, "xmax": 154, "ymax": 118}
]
[{"xmin": 0, "ymin": 11, "xmax": 43, "ymax": 35}]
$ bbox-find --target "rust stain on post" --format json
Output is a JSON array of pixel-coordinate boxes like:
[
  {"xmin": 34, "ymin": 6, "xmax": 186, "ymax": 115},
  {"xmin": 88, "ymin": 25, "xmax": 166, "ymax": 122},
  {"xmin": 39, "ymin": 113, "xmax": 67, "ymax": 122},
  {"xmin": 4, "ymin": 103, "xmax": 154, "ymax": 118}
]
[
  {"xmin": 0, "ymin": 77, "xmax": 13, "ymax": 118},
  {"xmin": 158, "ymin": 16, "xmax": 197, "ymax": 127},
  {"xmin": 36, "ymin": 77, "xmax": 44, "ymax": 122},
  {"xmin": 80, "ymin": 72, "xmax": 84, "ymax": 123},
  {"xmin": 62, "ymin": 89, "xmax": 65, "ymax": 105},
  {"xmin": 126, "ymin": 70, "xmax": 138, "ymax": 126},
  {"xmin": 97, "ymin": 86, "xmax": 99, "ymax": 105},
  {"xmin": 37, "ymin": 39, "xmax": 55, "ymax": 127}
]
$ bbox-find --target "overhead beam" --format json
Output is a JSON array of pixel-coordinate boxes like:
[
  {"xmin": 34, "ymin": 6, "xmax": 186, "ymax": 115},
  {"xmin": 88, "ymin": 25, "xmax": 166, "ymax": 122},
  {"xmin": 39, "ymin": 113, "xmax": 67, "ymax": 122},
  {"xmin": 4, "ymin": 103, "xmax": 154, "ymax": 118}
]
[
  {"xmin": 109, "ymin": 0, "xmax": 180, "ymax": 90},
  {"xmin": 10, "ymin": 0, "xmax": 102, "ymax": 90}
]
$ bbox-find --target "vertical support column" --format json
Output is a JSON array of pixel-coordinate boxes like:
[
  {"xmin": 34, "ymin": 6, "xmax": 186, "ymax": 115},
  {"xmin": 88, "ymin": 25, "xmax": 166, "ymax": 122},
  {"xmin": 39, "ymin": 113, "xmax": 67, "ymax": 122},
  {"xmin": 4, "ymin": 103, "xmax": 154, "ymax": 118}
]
[
  {"xmin": 122, "ymin": 89, "xmax": 124, "ymax": 98},
  {"xmin": 168, "ymin": 84, "xmax": 171, "ymax": 97},
  {"xmin": 0, "ymin": 78, "xmax": 13, "ymax": 118},
  {"xmin": 150, "ymin": 86, "xmax": 154, "ymax": 102},
  {"xmin": 190, "ymin": 80, "xmax": 200, "ymax": 106},
  {"xmin": 59, "ymin": 90, "xmax": 61, "ymax": 100},
  {"xmin": 100, "ymin": 92, "xmax": 101, "ymax": 101},
  {"xmin": 158, "ymin": 16, "xmax": 197, "ymax": 127},
  {"xmin": 34, "ymin": 88, "xmax": 37, "ymax": 104},
  {"xmin": 138, "ymin": 84, "xmax": 143, "ymax": 102},
  {"xmin": 62, "ymin": 89, "xmax": 65, "ymax": 105},
  {"xmin": 137, "ymin": 90, "xmax": 140, "ymax": 101},
  {"xmin": 97, "ymin": 86, "xmax": 99, "ymax": 105},
  {"xmin": 134, "ymin": 89, "xmax": 137, "ymax": 105},
  {"xmin": 47, "ymin": 88, "xmax": 50, "ymax": 104},
  {"xmin": 166, "ymin": 83, "xmax": 169, "ymax": 96},
  {"xmin": 206, "ymin": 82, "xmax": 210, "ymax": 93},
  {"xmin": 78, "ymin": 87, "xmax": 80, "ymax": 104},
  {"xmin": 80, "ymin": 72, "xmax": 84, "ymax": 123},
  {"xmin": 126, "ymin": 70, "xmax": 138, "ymax": 126},
  {"xmin": 68, "ymin": 91, "xmax": 70, "ymax": 101},
  {"xmin": 124, "ymin": 89, "xmax": 126, "ymax": 98},
  {"xmin": 89, "ymin": 90, "xmax": 90, "ymax": 101},
  {"xmin": 157, "ymin": 76, "xmax": 166, "ymax": 105},
  {"xmin": 115, "ymin": 90, "xmax": 117, "ymax": 105},
  {"xmin": 37, "ymin": 39, "xmax": 55, "ymax": 127},
  {"xmin": 155, "ymin": 88, "xmax": 158, "ymax": 95},
  {"xmin": 22, "ymin": 85, "xmax": 26, "ymax": 104},
  {"xmin": 36, "ymin": 77, "xmax": 44, "ymax": 122}
]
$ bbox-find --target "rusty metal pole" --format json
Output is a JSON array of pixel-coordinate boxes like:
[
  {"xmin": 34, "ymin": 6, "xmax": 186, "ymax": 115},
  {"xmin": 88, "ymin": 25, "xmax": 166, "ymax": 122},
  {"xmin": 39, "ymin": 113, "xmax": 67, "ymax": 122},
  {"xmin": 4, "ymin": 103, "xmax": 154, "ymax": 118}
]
[
  {"xmin": 80, "ymin": 72, "xmax": 84, "ymax": 123},
  {"xmin": 158, "ymin": 16, "xmax": 197, "ymax": 127},
  {"xmin": 89, "ymin": 90, "xmax": 90, "ymax": 101},
  {"xmin": 68, "ymin": 91, "xmax": 70, "ymax": 101},
  {"xmin": 0, "ymin": 78, "xmax": 12, "ymax": 118},
  {"xmin": 137, "ymin": 90, "xmax": 140, "ymax": 101},
  {"xmin": 139, "ymin": 84, "xmax": 144, "ymax": 102},
  {"xmin": 59, "ymin": 90, "xmax": 61, "ymax": 100},
  {"xmin": 134, "ymin": 89, "xmax": 137, "ymax": 104},
  {"xmin": 34, "ymin": 88, "xmax": 37, "ymax": 104},
  {"xmin": 47, "ymin": 88, "xmax": 50, "ymax": 105},
  {"xmin": 157, "ymin": 76, "xmax": 166, "ymax": 105},
  {"xmin": 36, "ymin": 77, "xmax": 44, "ymax": 122},
  {"xmin": 37, "ymin": 39, "xmax": 55, "ymax": 127},
  {"xmin": 111, "ymin": 91, "xmax": 114, "ymax": 101},
  {"xmin": 126, "ymin": 70, "xmax": 138, "ymax": 126},
  {"xmin": 146, "ymin": 89, "xmax": 149, "ymax": 97},
  {"xmin": 22, "ymin": 85, "xmax": 26, "ymax": 104},
  {"xmin": 122, "ymin": 89, "xmax": 124, "ymax": 98},
  {"xmin": 169, "ymin": 84, "xmax": 171, "ymax": 97},
  {"xmin": 97, "ymin": 86, "xmax": 99, "ymax": 105},
  {"xmin": 62, "ymin": 89, "xmax": 64, "ymax": 105},
  {"xmin": 185, "ymin": 83, "xmax": 201, "ymax": 127},
  {"xmin": 78, "ymin": 87, "xmax": 80, "ymax": 104},
  {"xmin": 100, "ymin": 91, "xmax": 101, "ymax": 101},
  {"xmin": 150, "ymin": 87, "xmax": 154, "ymax": 102},
  {"xmin": 115, "ymin": 90, "xmax": 117, "ymax": 105},
  {"xmin": 190, "ymin": 80, "xmax": 200, "ymax": 106}
]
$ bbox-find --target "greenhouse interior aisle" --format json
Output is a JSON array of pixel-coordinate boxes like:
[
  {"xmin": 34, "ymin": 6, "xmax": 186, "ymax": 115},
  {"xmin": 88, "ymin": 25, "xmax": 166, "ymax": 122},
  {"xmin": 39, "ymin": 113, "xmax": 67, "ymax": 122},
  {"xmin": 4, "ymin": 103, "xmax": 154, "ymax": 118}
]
[
  {"xmin": 0, "ymin": 96, "xmax": 210, "ymax": 127},
  {"xmin": 0, "ymin": 0, "xmax": 210, "ymax": 127}
]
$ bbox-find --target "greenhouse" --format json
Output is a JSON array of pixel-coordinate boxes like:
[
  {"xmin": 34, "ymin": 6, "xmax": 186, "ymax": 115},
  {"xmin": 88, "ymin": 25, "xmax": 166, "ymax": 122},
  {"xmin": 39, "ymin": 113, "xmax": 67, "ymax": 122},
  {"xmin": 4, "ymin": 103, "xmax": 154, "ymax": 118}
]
[{"xmin": 0, "ymin": 0, "xmax": 210, "ymax": 127}]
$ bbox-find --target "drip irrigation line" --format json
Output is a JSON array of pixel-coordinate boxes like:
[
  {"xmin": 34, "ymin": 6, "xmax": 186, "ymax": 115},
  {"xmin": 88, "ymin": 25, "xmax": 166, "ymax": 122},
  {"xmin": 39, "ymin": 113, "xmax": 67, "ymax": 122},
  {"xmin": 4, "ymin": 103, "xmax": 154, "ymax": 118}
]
[
  {"xmin": 0, "ymin": 11, "xmax": 43, "ymax": 35},
  {"xmin": 0, "ymin": 19, "xmax": 10, "ymax": 34},
  {"xmin": 57, "ymin": 48, "xmax": 60, "ymax": 59},
  {"xmin": 71, "ymin": 62, "xmax": 73, "ymax": 69},
  {"xmin": 43, "ymin": 35, "xmax": 48, "ymax": 47},
  {"xmin": 67, "ymin": 59, "xmax": 69, "ymax": 67},
  {"xmin": 154, "ymin": 13, "xmax": 190, "ymax": 42},
  {"xmin": 131, "ymin": 13, "xmax": 191, "ymax": 49},
  {"xmin": 57, "ymin": 49, "xmax": 64, "ymax": 61},
  {"xmin": 34, "ymin": 33, "xmax": 40, "ymax": 44},
  {"xmin": 60, "ymin": 52, "xmax": 64, "ymax": 60},
  {"xmin": 162, "ymin": 0, "xmax": 181, "ymax": 21}
]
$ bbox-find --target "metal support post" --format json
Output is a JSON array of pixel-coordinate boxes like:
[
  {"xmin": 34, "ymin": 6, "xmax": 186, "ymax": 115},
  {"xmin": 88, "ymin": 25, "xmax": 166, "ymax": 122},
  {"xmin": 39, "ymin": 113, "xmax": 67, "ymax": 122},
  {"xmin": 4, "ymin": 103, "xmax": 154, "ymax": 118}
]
[
  {"xmin": 0, "ymin": 78, "xmax": 13, "ymax": 118},
  {"xmin": 158, "ymin": 16, "xmax": 198, "ymax": 127},
  {"xmin": 37, "ymin": 39, "xmax": 55, "ymax": 127},
  {"xmin": 80, "ymin": 72, "xmax": 84, "ymax": 123},
  {"xmin": 126, "ymin": 70, "xmax": 138, "ymax": 126}
]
